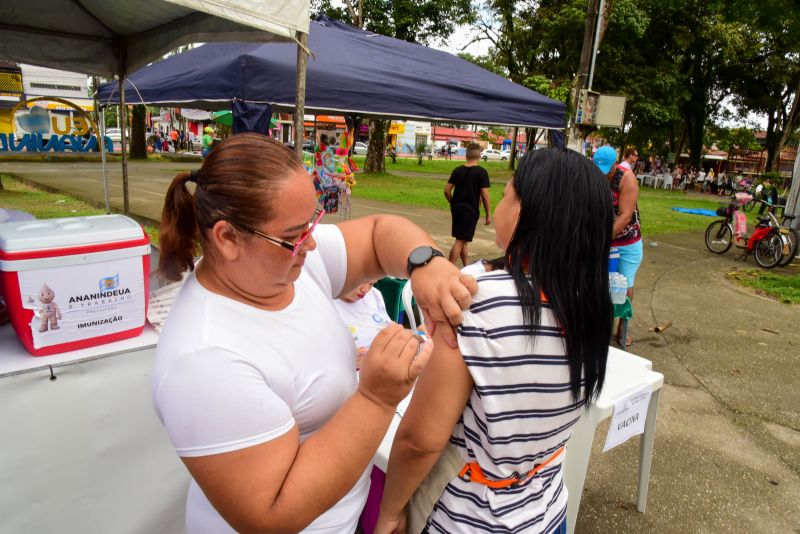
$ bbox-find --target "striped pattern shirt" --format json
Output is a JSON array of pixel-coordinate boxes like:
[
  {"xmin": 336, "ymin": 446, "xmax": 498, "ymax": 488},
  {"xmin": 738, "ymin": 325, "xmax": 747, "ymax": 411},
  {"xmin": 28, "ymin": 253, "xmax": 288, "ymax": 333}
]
[{"xmin": 426, "ymin": 271, "xmax": 584, "ymax": 533}]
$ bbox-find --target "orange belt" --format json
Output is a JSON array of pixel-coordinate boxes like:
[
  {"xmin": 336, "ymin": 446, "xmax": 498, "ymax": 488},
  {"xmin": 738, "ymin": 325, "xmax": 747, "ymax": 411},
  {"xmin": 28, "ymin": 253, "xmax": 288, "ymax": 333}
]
[{"xmin": 458, "ymin": 447, "xmax": 565, "ymax": 489}]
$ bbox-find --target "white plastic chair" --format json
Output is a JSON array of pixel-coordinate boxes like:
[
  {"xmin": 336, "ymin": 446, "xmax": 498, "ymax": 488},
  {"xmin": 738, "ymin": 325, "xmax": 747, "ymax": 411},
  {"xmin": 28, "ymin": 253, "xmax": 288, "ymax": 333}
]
[{"xmin": 401, "ymin": 281, "xmax": 425, "ymax": 331}]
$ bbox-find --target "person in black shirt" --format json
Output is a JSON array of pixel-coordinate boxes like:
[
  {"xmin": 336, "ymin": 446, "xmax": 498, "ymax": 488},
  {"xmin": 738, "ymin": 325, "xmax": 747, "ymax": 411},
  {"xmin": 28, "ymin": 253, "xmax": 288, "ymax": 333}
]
[{"xmin": 444, "ymin": 143, "xmax": 492, "ymax": 266}]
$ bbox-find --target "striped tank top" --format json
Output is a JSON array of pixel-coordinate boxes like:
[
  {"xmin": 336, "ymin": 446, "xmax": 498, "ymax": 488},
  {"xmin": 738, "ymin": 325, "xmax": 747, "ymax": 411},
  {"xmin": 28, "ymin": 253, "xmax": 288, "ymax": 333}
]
[{"xmin": 426, "ymin": 271, "xmax": 585, "ymax": 533}]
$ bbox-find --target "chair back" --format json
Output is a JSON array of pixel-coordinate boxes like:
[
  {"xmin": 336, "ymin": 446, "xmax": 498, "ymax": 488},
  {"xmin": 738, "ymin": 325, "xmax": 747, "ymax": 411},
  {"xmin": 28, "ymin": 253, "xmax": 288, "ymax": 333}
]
[
  {"xmin": 401, "ymin": 280, "xmax": 425, "ymax": 331},
  {"xmin": 375, "ymin": 277, "xmax": 407, "ymax": 323}
]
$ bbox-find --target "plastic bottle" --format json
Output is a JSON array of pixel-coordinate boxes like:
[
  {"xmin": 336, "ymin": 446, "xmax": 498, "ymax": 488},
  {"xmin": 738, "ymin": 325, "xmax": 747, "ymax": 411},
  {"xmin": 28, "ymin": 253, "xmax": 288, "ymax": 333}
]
[{"xmin": 609, "ymin": 273, "xmax": 628, "ymax": 305}]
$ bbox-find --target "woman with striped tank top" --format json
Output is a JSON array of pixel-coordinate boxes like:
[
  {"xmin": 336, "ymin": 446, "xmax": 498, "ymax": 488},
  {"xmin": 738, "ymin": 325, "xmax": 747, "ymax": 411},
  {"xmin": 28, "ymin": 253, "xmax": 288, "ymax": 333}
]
[{"xmin": 376, "ymin": 148, "xmax": 614, "ymax": 533}]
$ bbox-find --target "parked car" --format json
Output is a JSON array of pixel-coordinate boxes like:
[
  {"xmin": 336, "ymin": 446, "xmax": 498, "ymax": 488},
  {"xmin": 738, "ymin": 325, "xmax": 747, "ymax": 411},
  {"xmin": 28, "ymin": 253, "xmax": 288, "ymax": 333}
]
[
  {"xmin": 105, "ymin": 128, "xmax": 123, "ymax": 142},
  {"xmin": 353, "ymin": 142, "xmax": 368, "ymax": 155},
  {"xmin": 481, "ymin": 148, "xmax": 504, "ymax": 161},
  {"xmin": 286, "ymin": 138, "xmax": 315, "ymax": 151},
  {"xmin": 500, "ymin": 149, "xmax": 511, "ymax": 160}
]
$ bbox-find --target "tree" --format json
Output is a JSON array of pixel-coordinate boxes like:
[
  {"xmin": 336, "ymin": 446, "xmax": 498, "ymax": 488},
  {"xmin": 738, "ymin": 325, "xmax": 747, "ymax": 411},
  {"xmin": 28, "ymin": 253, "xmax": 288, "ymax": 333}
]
[
  {"xmin": 725, "ymin": 0, "xmax": 800, "ymax": 172},
  {"xmin": 129, "ymin": 105, "xmax": 147, "ymax": 159},
  {"xmin": 312, "ymin": 0, "xmax": 476, "ymax": 172},
  {"xmin": 313, "ymin": 0, "xmax": 475, "ymax": 46}
]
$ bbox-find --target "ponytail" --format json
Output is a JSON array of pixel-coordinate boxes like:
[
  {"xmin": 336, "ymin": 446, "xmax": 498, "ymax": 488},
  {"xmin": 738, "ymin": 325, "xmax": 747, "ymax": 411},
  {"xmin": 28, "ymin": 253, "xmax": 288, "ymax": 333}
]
[{"xmin": 159, "ymin": 171, "xmax": 198, "ymax": 281}]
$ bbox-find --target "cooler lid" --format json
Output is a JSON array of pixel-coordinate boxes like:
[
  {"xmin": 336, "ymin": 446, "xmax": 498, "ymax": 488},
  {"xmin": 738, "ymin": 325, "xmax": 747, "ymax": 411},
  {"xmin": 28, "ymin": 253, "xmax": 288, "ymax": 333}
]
[{"xmin": 0, "ymin": 215, "xmax": 145, "ymax": 252}]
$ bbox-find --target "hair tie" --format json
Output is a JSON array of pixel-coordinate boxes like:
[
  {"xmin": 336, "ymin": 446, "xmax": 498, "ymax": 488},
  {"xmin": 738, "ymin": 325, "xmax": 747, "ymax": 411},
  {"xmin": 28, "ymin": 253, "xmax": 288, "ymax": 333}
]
[{"xmin": 187, "ymin": 170, "xmax": 199, "ymax": 183}]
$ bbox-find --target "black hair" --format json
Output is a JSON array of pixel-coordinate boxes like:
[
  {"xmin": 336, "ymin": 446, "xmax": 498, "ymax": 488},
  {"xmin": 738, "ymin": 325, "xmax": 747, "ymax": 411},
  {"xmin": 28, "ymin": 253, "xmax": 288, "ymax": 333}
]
[{"xmin": 506, "ymin": 148, "xmax": 614, "ymax": 402}]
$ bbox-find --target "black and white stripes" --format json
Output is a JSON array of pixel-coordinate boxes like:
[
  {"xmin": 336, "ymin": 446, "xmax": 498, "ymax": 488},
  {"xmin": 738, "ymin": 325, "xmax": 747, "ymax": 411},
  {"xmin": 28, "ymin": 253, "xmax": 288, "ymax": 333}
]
[{"xmin": 426, "ymin": 271, "xmax": 582, "ymax": 533}]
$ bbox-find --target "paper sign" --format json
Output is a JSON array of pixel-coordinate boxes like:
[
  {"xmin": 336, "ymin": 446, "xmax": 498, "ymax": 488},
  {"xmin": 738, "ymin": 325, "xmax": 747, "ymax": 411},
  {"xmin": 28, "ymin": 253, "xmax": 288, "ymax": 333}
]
[
  {"xmin": 603, "ymin": 386, "xmax": 652, "ymax": 452},
  {"xmin": 18, "ymin": 256, "xmax": 145, "ymax": 349}
]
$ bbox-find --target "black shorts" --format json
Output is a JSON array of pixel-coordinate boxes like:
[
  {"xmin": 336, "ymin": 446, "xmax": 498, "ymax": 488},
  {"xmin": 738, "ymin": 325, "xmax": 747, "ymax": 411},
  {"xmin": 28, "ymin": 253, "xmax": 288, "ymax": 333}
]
[{"xmin": 451, "ymin": 206, "xmax": 479, "ymax": 242}]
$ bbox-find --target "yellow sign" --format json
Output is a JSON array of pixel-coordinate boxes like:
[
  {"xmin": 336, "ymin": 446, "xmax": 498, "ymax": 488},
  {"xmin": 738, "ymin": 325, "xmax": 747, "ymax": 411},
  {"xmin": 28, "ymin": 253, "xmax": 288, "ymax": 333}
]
[
  {"xmin": 11, "ymin": 97, "xmax": 97, "ymax": 136},
  {"xmin": 388, "ymin": 123, "xmax": 405, "ymax": 135}
]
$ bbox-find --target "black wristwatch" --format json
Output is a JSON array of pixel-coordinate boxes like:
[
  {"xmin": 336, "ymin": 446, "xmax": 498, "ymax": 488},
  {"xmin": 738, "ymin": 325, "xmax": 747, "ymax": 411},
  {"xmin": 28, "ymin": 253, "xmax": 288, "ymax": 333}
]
[{"xmin": 407, "ymin": 246, "xmax": 445, "ymax": 277}]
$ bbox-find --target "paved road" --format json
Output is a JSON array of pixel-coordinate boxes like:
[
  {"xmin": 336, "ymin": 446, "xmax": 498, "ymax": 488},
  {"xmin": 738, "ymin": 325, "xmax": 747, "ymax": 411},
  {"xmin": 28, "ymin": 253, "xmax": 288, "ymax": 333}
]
[{"xmin": 2, "ymin": 159, "xmax": 799, "ymax": 532}]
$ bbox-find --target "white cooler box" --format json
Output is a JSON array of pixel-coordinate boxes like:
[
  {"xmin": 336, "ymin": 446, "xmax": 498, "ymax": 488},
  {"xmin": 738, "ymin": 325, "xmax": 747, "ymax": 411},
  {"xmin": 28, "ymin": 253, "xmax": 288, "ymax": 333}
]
[{"xmin": 0, "ymin": 215, "xmax": 150, "ymax": 356}]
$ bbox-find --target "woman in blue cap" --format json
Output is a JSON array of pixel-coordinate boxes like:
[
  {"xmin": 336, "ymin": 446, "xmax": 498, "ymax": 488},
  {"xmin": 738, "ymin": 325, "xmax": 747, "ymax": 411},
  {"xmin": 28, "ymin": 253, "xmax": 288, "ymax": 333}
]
[{"xmin": 593, "ymin": 145, "xmax": 641, "ymax": 347}]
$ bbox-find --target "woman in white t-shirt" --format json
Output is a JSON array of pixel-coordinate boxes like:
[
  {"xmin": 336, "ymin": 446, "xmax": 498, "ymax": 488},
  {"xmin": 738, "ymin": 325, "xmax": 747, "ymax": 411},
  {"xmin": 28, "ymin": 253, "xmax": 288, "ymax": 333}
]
[{"xmin": 152, "ymin": 134, "xmax": 476, "ymax": 533}]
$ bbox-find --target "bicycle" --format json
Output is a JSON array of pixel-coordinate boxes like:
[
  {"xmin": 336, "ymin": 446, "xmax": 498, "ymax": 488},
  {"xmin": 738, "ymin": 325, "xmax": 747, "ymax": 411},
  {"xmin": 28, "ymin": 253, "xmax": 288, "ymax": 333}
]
[
  {"xmin": 704, "ymin": 195, "xmax": 789, "ymax": 268},
  {"xmin": 748, "ymin": 200, "xmax": 794, "ymax": 268},
  {"xmin": 751, "ymin": 198, "xmax": 799, "ymax": 267}
]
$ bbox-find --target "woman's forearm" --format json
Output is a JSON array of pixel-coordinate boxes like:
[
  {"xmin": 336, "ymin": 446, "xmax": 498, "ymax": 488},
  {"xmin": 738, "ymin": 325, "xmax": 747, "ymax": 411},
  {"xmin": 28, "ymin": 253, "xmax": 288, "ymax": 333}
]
[
  {"xmin": 268, "ymin": 391, "xmax": 395, "ymax": 531},
  {"xmin": 381, "ymin": 437, "xmax": 444, "ymax": 518},
  {"xmin": 371, "ymin": 215, "xmax": 439, "ymax": 277}
]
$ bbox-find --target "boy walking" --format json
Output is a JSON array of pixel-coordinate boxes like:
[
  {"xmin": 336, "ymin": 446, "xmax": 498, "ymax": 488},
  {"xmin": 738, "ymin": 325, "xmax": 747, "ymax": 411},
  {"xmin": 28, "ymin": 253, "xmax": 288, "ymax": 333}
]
[{"xmin": 444, "ymin": 143, "xmax": 492, "ymax": 266}]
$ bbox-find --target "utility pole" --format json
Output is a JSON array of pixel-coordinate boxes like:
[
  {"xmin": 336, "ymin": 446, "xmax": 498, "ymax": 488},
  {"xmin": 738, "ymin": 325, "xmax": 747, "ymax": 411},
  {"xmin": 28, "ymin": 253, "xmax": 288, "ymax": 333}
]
[{"xmin": 566, "ymin": 0, "xmax": 601, "ymax": 153}]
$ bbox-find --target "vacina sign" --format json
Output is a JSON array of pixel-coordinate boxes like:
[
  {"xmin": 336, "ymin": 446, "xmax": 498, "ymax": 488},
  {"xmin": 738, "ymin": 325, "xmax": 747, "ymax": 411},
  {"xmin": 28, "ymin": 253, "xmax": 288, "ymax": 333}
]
[{"xmin": 0, "ymin": 97, "xmax": 113, "ymax": 153}]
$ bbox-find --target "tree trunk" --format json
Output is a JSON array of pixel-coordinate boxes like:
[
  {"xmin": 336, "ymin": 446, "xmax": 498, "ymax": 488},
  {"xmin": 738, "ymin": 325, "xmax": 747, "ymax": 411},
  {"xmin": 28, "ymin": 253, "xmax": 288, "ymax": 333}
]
[
  {"xmin": 764, "ymin": 113, "xmax": 777, "ymax": 172},
  {"xmin": 674, "ymin": 122, "xmax": 688, "ymax": 161},
  {"xmin": 509, "ymin": 127, "xmax": 519, "ymax": 170},
  {"xmin": 525, "ymin": 128, "xmax": 535, "ymax": 152},
  {"xmin": 768, "ymin": 80, "xmax": 800, "ymax": 173},
  {"xmin": 129, "ymin": 105, "xmax": 148, "ymax": 159},
  {"xmin": 365, "ymin": 119, "xmax": 387, "ymax": 173}
]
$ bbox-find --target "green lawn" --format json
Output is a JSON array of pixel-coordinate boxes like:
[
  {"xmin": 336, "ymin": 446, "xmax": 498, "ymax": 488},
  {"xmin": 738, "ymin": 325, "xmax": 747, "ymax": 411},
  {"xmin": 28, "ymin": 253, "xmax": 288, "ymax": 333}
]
[
  {"xmin": 351, "ymin": 155, "xmax": 514, "ymax": 182},
  {"xmin": 727, "ymin": 269, "xmax": 800, "ymax": 305},
  {"xmin": 352, "ymin": 170, "xmax": 739, "ymax": 236},
  {"xmin": 0, "ymin": 174, "xmax": 160, "ymax": 244}
]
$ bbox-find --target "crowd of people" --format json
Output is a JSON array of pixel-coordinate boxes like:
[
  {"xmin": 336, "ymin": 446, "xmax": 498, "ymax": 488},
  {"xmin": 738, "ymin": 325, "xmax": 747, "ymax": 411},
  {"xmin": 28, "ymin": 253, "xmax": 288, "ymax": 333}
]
[{"xmin": 146, "ymin": 125, "xmax": 219, "ymax": 155}]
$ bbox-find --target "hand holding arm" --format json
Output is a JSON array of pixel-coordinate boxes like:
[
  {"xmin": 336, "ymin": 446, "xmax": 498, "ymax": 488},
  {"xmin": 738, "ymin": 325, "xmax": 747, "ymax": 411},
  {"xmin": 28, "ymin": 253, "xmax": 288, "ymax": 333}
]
[{"xmin": 337, "ymin": 215, "xmax": 477, "ymax": 347}]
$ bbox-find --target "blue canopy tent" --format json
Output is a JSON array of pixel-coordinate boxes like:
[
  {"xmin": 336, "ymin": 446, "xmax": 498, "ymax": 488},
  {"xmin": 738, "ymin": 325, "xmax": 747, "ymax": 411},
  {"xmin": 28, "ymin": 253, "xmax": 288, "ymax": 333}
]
[{"xmin": 99, "ymin": 16, "xmax": 565, "ymax": 135}]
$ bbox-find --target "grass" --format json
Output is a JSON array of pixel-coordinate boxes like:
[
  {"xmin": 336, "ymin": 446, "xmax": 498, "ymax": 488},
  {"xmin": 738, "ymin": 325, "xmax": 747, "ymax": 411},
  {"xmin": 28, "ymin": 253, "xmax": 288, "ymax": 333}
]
[
  {"xmin": 0, "ymin": 174, "xmax": 160, "ymax": 245},
  {"xmin": 727, "ymin": 269, "xmax": 800, "ymax": 304},
  {"xmin": 352, "ymin": 170, "xmax": 744, "ymax": 236},
  {"xmin": 351, "ymin": 155, "xmax": 515, "ymax": 181}
]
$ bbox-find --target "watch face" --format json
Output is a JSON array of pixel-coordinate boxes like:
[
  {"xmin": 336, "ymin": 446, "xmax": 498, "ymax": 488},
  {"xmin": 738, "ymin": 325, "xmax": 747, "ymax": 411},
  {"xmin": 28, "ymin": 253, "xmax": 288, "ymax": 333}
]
[{"xmin": 409, "ymin": 246, "xmax": 433, "ymax": 265}]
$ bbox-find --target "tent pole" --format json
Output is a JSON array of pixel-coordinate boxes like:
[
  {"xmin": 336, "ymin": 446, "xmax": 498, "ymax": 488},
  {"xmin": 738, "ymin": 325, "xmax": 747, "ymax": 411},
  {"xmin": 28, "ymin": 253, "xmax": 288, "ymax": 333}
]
[
  {"xmin": 119, "ymin": 72, "xmax": 130, "ymax": 215},
  {"xmin": 293, "ymin": 31, "xmax": 309, "ymax": 158},
  {"xmin": 100, "ymin": 107, "xmax": 110, "ymax": 213}
]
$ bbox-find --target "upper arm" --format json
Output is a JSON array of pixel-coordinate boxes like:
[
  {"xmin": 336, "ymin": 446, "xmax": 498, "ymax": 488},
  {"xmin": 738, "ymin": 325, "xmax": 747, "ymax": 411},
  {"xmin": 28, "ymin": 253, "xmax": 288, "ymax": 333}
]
[
  {"xmin": 618, "ymin": 172, "xmax": 639, "ymax": 215},
  {"xmin": 182, "ymin": 427, "xmax": 301, "ymax": 533},
  {"xmin": 336, "ymin": 216, "xmax": 383, "ymax": 297},
  {"xmin": 155, "ymin": 350, "xmax": 298, "ymax": 531},
  {"xmin": 444, "ymin": 183, "xmax": 455, "ymax": 194},
  {"xmin": 395, "ymin": 328, "xmax": 473, "ymax": 454}
]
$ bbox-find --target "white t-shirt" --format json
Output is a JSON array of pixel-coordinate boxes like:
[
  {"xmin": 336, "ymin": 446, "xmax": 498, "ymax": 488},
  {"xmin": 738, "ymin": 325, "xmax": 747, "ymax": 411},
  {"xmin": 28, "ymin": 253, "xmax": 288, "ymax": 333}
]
[
  {"xmin": 333, "ymin": 287, "xmax": 390, "ymax": 351},
  {"xmin": 618, "ymin": 160, "xmax": 632, "ymax": 172},
  {"xmin": 152, "ymin": 225, "xmax": 370, "ymax": 534}
]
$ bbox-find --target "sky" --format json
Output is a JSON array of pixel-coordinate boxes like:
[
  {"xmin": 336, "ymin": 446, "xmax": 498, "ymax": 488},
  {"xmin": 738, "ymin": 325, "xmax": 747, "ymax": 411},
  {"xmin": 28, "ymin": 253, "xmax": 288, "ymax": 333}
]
[{"xmin": 433, "ymin": 23, "xmax": 492, "ymax": 57}]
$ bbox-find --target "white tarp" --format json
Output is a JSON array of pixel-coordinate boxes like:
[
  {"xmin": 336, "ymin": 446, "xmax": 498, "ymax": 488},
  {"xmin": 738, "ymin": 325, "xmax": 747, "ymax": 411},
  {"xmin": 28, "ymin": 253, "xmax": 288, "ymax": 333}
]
[
  {"xmin": 179, "ymin": 108, "xmax": 212, "ymax": 121},
  {"xmin": 0, "ymin": 342, "xmax": 189, "ymax": 533},
  {"xmin": 0, "ymin": 0, "xmax": 310, "ymax": 77}
]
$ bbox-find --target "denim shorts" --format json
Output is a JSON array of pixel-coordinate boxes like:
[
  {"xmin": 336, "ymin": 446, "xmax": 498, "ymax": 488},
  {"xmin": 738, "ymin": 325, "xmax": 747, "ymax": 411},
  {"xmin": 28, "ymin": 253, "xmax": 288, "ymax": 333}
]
[{"xmin": 617, "ymin": 239, "xmax": 643, "ymax": 288}]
